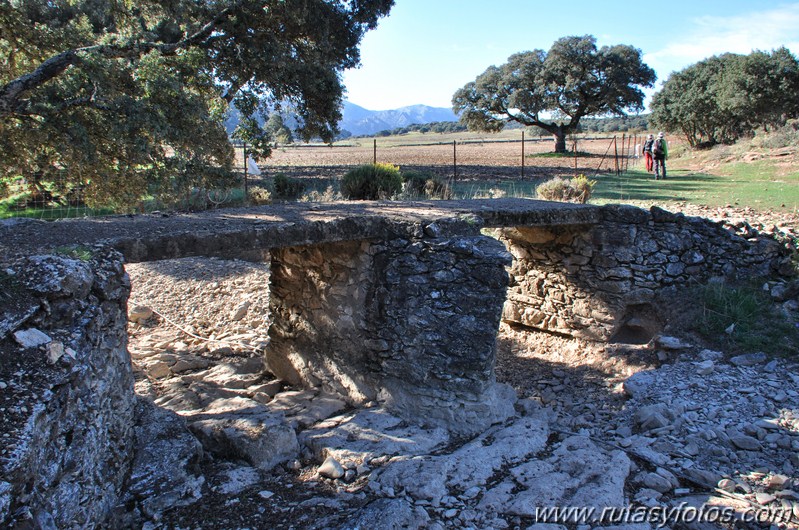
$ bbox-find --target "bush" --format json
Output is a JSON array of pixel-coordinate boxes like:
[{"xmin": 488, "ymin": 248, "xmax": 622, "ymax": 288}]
[
  {"xmin": 752, "ymin": 119, "xmax": 799, "ymax": 149},
  {"xmin": 535, "ymin": 175, "xmax": 596, "ymax": 203},
  {"xmin": 248, "ymin": 186, "xmax": 272, "ymax": 205},
  {"xmin": 300, "ymin": 186, "xmax": 342, "ymax": 203},
  {"xmin": 341, "ymin": 163, "xmax": 402, "ymax": 200},
  {"xmin": 401, "ymin": 169, "xmax": 451, "ymax": 199},
  {"xmin": 473, "ymin": 187, "xmax": 507, "ymax": 199},
  {"xmin": 272, "ymin": 173, "xmax": 306, "ymax": 200}
]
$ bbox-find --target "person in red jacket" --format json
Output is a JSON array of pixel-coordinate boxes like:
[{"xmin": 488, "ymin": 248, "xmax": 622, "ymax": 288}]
[{"xmin": 642, "ymin": 134, "xmax": 655, "ymax": 173}]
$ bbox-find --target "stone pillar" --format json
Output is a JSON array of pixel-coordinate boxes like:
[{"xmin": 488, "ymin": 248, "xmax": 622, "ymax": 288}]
[
  {"xmin": 0, "ymin": 250, "xmax": 135, "ymax": 528},
  {"xmin": 370, "ymin": 235, "xmax": 516, "ymax": 434},
  {"xmin": 266, "ymin": 233, "xmax": 516, "ymax": 435}
]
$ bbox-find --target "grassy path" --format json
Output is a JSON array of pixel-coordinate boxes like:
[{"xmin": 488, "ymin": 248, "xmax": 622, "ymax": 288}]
[{"xmin": 593, "ymin": 162, "xmax": 799, "ymax": 212}]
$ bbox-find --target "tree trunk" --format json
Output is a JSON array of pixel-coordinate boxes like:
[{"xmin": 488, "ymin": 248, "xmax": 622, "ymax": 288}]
[{"xmin": 553, "ymin": 127, "xmax": 567, "ymax": 153}]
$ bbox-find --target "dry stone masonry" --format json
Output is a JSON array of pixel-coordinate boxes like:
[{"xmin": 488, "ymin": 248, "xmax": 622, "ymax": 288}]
[
  {"xmin": 268, "ymin": 228, "xmax": 516, "ymax": 435},
  {"xmin": 0, "ymin": 251, "xmax": 135, "ymax": 528},
  {"xmin": 498, "ymin": 205, "xmax": 789, "ymax": 341},
  {"xmin": 0, "ymin": 199, "xmax": 794, "ymax": 528}
]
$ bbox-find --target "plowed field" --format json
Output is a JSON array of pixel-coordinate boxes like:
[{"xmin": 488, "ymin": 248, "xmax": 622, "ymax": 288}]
[{"xmin": 249, "ymin": 137, "xmax": 637, "ymax": 182}]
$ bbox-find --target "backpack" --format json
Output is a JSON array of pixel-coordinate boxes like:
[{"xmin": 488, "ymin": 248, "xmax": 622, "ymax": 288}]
[{"xmin": 653, "ymin": 138, "xmax": 664, "ymax": 156}]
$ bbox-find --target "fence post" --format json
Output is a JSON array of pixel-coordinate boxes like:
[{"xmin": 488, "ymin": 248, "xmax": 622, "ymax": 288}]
[
  {"xmin": 243, "ymin": 142, "xmax": 248, "ymax": 201},
  {"xmin": 613, "ymin": 136, "xmax": 620, "ymax": 176},
  {"xmin": 594, "ymin": 137, "xmax": 615, "ymax": 176},
  {"xmin": 521, "ymin": 130, "xmax": 525, "ymax": 179},
  {"xmin": 453, "ymin": 140, "xmax": 457, "ymax": 181},
  {"xmin": 573, "ymin": 140, "xmax": 578, "ymax": 176},
  {"xmin": 373, "ymin": 139, "xmax": 377, "ymax": 165}
]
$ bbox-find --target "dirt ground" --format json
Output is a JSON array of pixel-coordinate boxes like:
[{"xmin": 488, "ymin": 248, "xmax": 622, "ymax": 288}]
[{"xmin": 248, "ymin": 137, "xmax": 636, "ymax": 182}]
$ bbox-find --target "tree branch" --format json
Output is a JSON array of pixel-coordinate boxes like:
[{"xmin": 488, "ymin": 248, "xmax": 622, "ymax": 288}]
[{"xmin": 0, "ymin": 2, "xmax": 241, "ymax": 118}]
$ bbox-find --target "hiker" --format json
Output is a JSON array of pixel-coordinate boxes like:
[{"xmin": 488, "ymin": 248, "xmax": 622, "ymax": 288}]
[
  {"xmin": 642, "ymin": 134, "xmax": 655, "ymax": 173},
  {"xmin": 653, "ymin": 132, "xmax": 668, "ymax": 180}
]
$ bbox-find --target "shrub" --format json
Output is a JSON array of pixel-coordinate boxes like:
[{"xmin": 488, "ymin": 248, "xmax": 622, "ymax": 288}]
[
  {"xmin": 341, "ymin": 163, "xmax": 402, "ymax": 200},
  {"xmin": 474, "ymin": 187, "xmax": 507, "ymax": 199},
  {"xmin": 300, "ymin": 186, "xmax": 342, "ymax": 202},
  {"xmin": 272, "ymin": 173, "xmax": 306, "ymax": 200},
  {"xmin": 752, "ymin": 119, "xmax": 799, "ymax": 149},
  {"xmin": 248, "ymin": 186, "xmax": 272, "ymax": 205},
  {"xmin": 535, "ymin": 175, "xmax": 596, "ymax": 203},
  {"xmin": 401, "ymin": 169, "xmax": 451, "ymax": 199}
]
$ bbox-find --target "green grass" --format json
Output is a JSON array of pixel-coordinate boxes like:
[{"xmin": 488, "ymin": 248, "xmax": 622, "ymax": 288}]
[
  {"xmin": 450, "ymin": 179, "xmax": 538, "ymax": 199},
  {"xmin": 0, "ymin": 204, "xmax": 116, "ymax": 220},
  {"xmin": 591, "ymin": 165, "xmax": 799, "ymax": 212},
  {"xmin": 692, "ymin": 282, "xmax": 799, "ymax": 356}
]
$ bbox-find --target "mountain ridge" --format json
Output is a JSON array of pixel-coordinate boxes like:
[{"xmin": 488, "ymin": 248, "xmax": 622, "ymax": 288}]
[
  {"xmin": 340, "ymin": 101, "xmax": 458, "ymax": 136},
  {"xmin": 223, "ymin": 100, "xmax": 459, "ymax": 138}
]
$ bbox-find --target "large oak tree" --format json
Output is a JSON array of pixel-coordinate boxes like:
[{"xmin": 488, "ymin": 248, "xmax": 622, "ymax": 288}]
[
  {"xmin": 0, "ymin": 0, "xmax": 392, "ymax": 209},
  {"xmin": 651, "ymin": 48, "xmax": 799, "ymax": 147},
  {"xmin": 452, "ymin": 35, "xmax": 655, "ymax": 153}
]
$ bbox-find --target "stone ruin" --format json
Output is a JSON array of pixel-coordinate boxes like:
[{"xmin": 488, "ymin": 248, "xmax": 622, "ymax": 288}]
[{"xmin": 0, "ymin": 199, "xmax": 792, "ymax": 527}]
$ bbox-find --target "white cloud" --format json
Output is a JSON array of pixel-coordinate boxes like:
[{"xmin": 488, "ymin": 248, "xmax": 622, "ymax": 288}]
[{"xmin": 646, "ymin": 3, "xmax": 799, "ymax": 82}]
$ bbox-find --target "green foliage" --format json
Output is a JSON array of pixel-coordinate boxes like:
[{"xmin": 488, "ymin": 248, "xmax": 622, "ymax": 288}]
[
  {"xmin": 651, "ymin": 48, "xmax": 799, "ymax": 147},
  {"xmin": 0, "ymin": 0, "xmax": 393, "ymax": 211},
  {"xmin": 452, "ymin": 35, "xmax": 655, "ymax": 152},
  {"xmin": 54, "ymin": 245, "xmax": 93, "ymax": 261},
  {"xmin": 358, "ymin": 121, "xmax": 468, "ymax": 138},
  {"xmin": 401, "ymin": 170, "xmax": 451, "ymax": 199},
  {"xmin": 693, "ymin": 282, "xmax": 799, "ymax": 355},
  {"xmin": 264, "ymin": 114, "xmax": 294, "ymax": 146},
  {"xmin": 272, "ymin": 173, "xmax": 306, "ymax": 201},
  {"xmin": 535, "ymin": 175, "xmax": 596, "ymax": 203},
  {"xmin": 341, "ymin": 163, "xmax": 402, "ymax": 200},
  {"xmin": 578, "ymin": 115, "xmax": 649, "ymax": 134}
]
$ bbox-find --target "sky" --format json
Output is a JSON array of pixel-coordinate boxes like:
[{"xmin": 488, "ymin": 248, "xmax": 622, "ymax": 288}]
[{"xmin": 341, "ymin": 0, "xmax": 799, "ymax": 111}]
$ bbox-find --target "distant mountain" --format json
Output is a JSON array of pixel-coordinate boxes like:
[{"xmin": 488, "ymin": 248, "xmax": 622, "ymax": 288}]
[
  {"xmin": 224, "ymin": 100, "xmax": 458, "ymax": 138},
  {"xmin": 340, "ymin": 101, "xmax": 458, "ymax": 136}
]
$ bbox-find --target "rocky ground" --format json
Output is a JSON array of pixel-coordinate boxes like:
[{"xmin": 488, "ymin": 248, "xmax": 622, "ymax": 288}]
[{"xmin": 119, "ymin": 207, "xmax": 799, "ymax": 530}]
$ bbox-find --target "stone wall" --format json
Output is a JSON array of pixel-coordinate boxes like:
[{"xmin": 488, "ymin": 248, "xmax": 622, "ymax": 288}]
[
  {"xmin": 498, "ymin": 205, "xmax": 790, "ymax": 341},
  {"xmin": 0, "ymin": 250, "xmax": 135, "ymax": 528},
  {"xmin": 267, "ymin": 226, "xmax": 516, "ymax": 436}
]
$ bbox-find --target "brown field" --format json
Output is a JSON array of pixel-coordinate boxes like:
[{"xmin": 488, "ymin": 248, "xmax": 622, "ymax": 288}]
[{"xmin": 239, "ymin": 136, "xmax": 641, "ymax": 182}]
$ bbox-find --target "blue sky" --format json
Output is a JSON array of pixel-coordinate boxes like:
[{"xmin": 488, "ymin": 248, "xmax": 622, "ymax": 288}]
[{"xmin": 341, "ymin": 0, "xmax": 799, "ymax": 111}]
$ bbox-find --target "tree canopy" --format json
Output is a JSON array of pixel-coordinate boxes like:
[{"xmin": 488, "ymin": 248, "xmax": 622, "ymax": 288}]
[
  {"xmin": 651, "ymin": 48, "xmax": 799, "ymax": 147},
  {"xmin": 452, "ymin": 35, "xmax": 655, "ymax": 153},
  {"xmin": 0, "ymin": 0, "xmax": 392, "ymax": 210}
]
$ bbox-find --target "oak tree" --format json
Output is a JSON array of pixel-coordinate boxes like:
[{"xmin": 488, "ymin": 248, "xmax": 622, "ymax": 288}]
[
  {"xmin": 0, "ymin": 0, "xmax": 392, "ymax": 209},
  {"xmin": 651, "ymin": 48, "xmax": 799, "ymax": 147},
  {"xmin": 452, "ymin": 35, "xmax": 655, "ymax": 153}
]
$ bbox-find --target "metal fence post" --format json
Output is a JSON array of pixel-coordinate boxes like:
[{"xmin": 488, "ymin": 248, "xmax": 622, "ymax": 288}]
[{"xmin": 243, "ymin": 142, "xmax": 249, "ymax": 201}]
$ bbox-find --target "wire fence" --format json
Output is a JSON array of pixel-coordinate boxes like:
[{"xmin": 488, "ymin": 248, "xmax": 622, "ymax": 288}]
[{"xmin": 2, "ymin": 134, "xmax": 647, "ymax": 221}]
